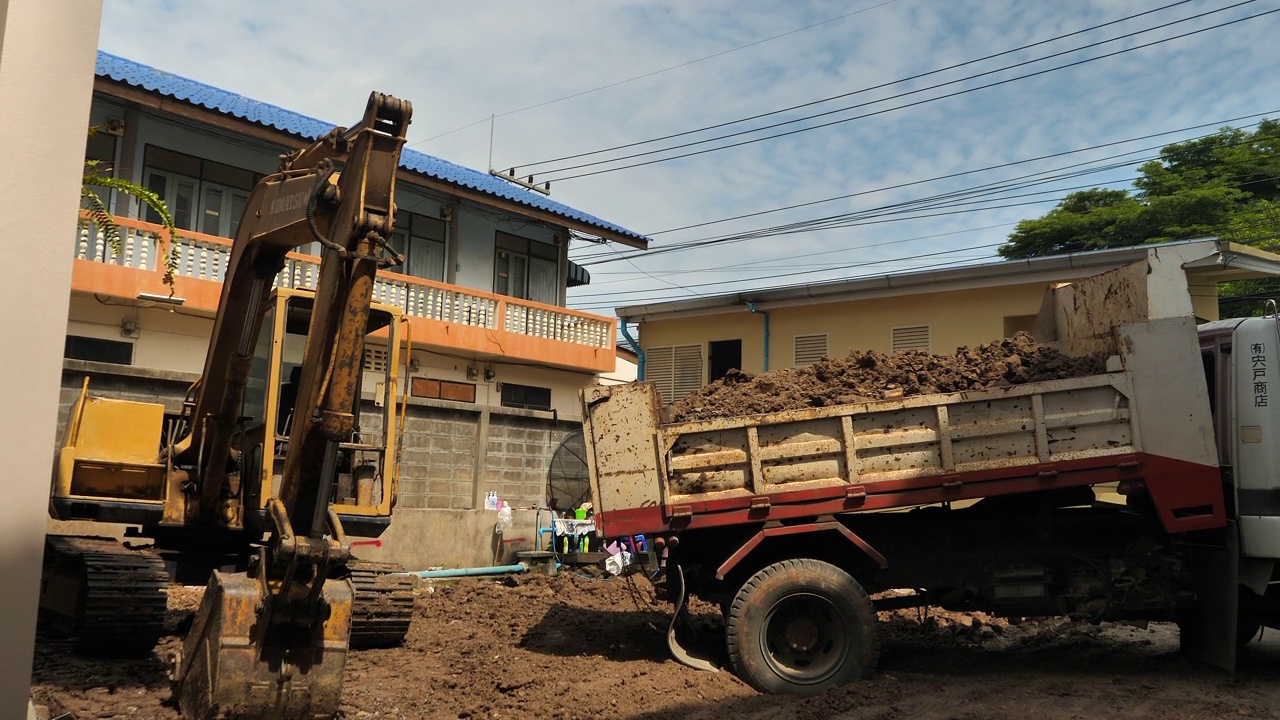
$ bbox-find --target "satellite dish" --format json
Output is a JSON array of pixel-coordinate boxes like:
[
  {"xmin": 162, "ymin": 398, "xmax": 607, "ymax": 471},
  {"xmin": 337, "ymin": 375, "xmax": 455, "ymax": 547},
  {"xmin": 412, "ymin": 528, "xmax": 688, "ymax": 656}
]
[{"xmin": 547, "ymin": 429, "xmax": 590, "ymax": 513}]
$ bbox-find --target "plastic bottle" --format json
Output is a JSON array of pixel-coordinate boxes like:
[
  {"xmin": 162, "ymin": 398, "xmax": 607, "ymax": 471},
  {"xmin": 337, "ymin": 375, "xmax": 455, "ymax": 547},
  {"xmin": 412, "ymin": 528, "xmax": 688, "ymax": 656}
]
[{"xmin": 495, "ymin": 504, "xmax": 513, "ymax": 535}]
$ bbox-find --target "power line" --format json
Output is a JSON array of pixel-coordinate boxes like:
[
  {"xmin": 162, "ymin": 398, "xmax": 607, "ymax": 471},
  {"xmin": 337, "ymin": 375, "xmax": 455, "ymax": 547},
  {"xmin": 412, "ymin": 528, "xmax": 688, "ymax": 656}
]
[
  {"xmin": 514, "ymin": 0, "xmax": 1200, "ymax": 172},
  {"xmin": 537, "ymin": 6, "xmax": 1277, "ymax": 183},
  {"xmin": 409, "ymin": 0, "xmax": 900, "ymax": 147},
  {"xmin": 572, "ymin": 253, "xmax": 1012, "ymax": 311},
  {"xmin": 570, "ymin": 167, "xmax": 1280, "ymax": 303},
  {"xmin": 579, "ymin": 154, "xmax": 1142, "ymax": 265},
  {"xmin": 634, "ymin": 109, "xmax": 1280, "ymax": 240},
  {"xmin": 588, "ymin": 223, "xmax": 1016, "ymax": 279},
  {"xmin": 579, "ymin": 179, "xmax": 1131, "ymax": 284},
  {"xmin": 573, "ymin": 115, "xmax": 1280, "ymax": 266}
]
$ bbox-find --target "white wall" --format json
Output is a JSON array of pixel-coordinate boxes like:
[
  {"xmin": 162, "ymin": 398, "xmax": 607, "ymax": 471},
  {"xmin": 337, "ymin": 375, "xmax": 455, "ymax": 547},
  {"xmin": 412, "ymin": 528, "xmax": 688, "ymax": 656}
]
[
  {"xmin": 66, "ymin": 295, "xmax": 214, "ymax": 374},
  {"xmin": 452, "ymin": 203, "xmax": 562, "ymax": 300},
  {"xmin": 0, "ymin": 2, "xmax": 103, "ymax": 714},
  {"xmin": 126, "ymin": 111, "xmax": 282, "ymax": 193},
  {"xmin": 599, "ymin": 352, "xmax": 639, "ymax": 385}
]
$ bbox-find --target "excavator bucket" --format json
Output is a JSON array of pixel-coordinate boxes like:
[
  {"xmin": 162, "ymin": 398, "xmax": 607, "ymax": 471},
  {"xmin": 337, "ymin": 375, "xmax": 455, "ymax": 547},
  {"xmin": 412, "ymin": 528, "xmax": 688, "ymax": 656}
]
[{"xmin": 172, "ymin": 569, "xmax": 353, "ymax": 720}]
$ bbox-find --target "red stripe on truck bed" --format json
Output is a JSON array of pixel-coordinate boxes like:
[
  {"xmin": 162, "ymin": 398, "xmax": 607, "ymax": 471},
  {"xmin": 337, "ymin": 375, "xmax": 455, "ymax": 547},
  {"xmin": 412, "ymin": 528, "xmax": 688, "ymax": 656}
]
[{"xmin": 595, "ymin": 453, "xmax": 1224, "ymax": 539}]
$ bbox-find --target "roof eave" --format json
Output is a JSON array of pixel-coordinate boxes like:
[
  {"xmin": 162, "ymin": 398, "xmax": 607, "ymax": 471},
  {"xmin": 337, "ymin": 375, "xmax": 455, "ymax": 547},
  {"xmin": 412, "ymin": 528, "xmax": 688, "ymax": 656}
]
[{"xmin": 617, "ymin": 239, "xmax": 1233, "ymax": 321}]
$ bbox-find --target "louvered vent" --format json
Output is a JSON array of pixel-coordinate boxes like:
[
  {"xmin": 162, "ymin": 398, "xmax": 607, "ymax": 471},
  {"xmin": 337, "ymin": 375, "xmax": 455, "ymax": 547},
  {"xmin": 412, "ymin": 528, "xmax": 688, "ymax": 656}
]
[
  {"xmin": 794, "ymin": 334, "xmax": 828, "ymax": 367},
  {"xmin": 645, "ymin": 344, "xmax": 702, "ymax": 403},
  {"xmin": 646, "ymin": 346, "xmax": 674, "ymax": 403},
  {"xmin": 891, "ymin": 325, "xmax": 930, "ymax": 352},
  {"xmin": 363, "ymin": 345, "xmax": 389, "ymax": 373},
  {"xmin": 672, "ymin": 345, "xmax": 703, "ymax": 401}
]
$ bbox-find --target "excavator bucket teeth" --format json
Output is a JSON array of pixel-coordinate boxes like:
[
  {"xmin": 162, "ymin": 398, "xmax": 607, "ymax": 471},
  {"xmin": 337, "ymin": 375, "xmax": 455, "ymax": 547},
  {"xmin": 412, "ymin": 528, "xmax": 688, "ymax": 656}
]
[{"xmin": 173, "ymin": 570, "xmax": 353, "ymax": 720}]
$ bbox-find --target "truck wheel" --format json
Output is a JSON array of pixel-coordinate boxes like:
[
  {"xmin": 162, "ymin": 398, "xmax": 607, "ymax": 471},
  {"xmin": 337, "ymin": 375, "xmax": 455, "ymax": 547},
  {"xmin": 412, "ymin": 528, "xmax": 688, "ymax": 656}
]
[{"xmin": 725, "ymin": 559, "xmax": 878, "ymax": 695}]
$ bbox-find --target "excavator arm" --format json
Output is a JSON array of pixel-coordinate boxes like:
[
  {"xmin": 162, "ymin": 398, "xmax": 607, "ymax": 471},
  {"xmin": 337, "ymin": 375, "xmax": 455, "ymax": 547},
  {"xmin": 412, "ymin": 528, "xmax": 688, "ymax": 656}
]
[{"xmin": 169, "ymin": 92, "xmax": 411, "ymax": 720}]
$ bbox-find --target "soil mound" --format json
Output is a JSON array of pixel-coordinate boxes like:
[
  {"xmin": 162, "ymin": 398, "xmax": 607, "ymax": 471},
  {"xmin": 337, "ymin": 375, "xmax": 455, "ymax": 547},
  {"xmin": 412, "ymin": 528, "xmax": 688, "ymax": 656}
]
[{"xmin": 669, "ymin": 332, "xmax": 1105, "ymax": 423}]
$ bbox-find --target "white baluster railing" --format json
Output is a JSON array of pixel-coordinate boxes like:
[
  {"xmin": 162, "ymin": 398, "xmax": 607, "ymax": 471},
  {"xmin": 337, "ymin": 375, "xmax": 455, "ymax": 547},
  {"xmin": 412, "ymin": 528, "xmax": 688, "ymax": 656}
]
[{"xmin": 75, "ymin": 215, "xmax": 615, "ymax": 352}]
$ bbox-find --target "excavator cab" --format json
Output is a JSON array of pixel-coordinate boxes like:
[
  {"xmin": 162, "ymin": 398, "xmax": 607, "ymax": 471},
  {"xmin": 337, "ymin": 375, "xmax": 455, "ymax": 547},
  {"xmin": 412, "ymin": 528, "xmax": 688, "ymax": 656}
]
[{"xmin": 238, "ymin": 287, "xmax": 402, "ymax": 538}]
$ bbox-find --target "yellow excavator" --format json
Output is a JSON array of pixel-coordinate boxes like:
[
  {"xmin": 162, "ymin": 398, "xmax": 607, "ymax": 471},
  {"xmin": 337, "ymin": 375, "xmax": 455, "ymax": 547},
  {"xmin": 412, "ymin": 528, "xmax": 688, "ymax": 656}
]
[{"xmin": 44, "ymin": 92, "xmax": 415, "ymax": 718}]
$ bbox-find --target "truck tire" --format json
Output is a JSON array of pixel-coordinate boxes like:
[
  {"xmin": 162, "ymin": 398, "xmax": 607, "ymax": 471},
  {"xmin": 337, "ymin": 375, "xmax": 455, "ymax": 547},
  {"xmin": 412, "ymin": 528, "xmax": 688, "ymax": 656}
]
[{"xmin": 725, "ymin": 558, "xmax": 878, "ymax": 695}]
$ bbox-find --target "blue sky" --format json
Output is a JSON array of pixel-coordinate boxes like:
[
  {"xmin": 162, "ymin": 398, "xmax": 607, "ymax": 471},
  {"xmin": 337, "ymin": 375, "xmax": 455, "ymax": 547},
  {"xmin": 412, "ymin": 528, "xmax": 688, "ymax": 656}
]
[{"xmin": 97, "ymin": 1, "xmax": 1280, "ymax": 318}]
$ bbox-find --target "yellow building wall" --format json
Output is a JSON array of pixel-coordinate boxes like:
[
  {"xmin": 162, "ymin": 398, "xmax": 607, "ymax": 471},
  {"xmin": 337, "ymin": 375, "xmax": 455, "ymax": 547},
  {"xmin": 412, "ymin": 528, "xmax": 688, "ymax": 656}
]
[{"xmin": 639, "ymin": 281, "xmax": 1055, "ymax": 377}]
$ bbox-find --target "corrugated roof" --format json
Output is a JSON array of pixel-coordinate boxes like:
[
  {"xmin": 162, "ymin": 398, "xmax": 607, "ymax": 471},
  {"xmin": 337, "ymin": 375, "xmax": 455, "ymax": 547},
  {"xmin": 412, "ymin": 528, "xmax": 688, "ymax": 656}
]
[{"xmin": 95, "ymin": 51, "xmax": 649, "ymax": 244}]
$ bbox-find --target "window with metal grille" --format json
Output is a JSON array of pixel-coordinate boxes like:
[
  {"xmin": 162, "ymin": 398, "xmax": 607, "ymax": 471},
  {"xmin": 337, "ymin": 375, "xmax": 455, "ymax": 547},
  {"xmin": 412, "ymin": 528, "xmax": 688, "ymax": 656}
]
[
  {"xmin": 65, "ymin": 335, "xmax": 133, "ymax": 365},
  {"xmin": 794, "ymin": 334, "xmax": 828, "ymax": 367},
  {"xmin": 362, "ymin": 346, "xmax": 389, "ymax": 373},
  {"xmin": 500, "ymin": 382, "xmax": 552, "ymax": 411},
  {"xmin": 891, "ymin": 325, "xmax": 930, "ymax": 352},
  {"xmin": 646, "ymin": 344, "xmax": 703, "ymax": 403}
]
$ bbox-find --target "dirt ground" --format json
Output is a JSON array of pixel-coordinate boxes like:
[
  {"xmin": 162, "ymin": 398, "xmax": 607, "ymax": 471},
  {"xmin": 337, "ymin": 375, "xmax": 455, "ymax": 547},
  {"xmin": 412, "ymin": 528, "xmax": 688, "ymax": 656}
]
[
  {"xmin": 669, "ymin": 332, "xmax": 1105, "ymax": 422},
  {"xmin": 29, "ymin": 572, "xmax": 1280, "ymax": 720}
]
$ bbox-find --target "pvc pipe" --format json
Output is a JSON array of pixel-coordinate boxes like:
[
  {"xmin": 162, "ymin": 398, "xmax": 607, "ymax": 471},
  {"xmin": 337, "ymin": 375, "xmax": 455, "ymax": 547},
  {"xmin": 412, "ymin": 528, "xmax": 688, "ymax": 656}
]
[
  {"xmin": 406, "ymin": 563, "xmax": 526, "ymax": 579},
  {"xmin": 621, "ymin": 320, "xmax": 645, "ymax": 380},
  {"xmin": 747, "ymin": 302, "xmax": 770, "ymax": 371}
]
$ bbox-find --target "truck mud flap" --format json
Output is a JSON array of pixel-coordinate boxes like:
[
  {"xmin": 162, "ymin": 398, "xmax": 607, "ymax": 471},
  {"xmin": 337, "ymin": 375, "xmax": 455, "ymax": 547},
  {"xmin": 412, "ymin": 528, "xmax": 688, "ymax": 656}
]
[
  {"xmin": 1180, "ymin": 520, "xmax": 1239, "ymax": 676},
  {"xmin": 667, "ymin": 563, "xmax": 720, "ymax": 673}
]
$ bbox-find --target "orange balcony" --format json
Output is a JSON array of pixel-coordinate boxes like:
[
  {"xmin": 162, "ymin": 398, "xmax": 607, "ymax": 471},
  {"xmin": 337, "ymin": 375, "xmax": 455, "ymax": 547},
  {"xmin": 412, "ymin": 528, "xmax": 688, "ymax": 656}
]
[{"xmin": 71, "ymin": 215, "xmax": 618, "ymax": 373}]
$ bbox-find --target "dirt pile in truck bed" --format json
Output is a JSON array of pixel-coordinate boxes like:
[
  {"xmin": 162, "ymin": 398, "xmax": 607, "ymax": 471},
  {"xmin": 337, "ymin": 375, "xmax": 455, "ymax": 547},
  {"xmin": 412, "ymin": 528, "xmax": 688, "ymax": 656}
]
[{"xmin": 669, "ymin": 332, "xmax": 1106, "ymax": 423}]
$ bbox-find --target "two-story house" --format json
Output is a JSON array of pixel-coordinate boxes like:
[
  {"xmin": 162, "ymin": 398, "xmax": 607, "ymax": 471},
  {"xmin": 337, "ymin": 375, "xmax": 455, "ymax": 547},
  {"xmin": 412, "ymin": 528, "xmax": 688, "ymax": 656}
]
[{"xmin": 62, "ymin": 52, "xmax": 649, "ymax": 568}]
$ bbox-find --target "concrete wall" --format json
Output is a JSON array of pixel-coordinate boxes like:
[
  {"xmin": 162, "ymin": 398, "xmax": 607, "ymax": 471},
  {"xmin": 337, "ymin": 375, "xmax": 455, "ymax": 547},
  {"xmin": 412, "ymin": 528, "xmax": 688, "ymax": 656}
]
[
  {"xmin": 355, "ymin": 507, "xmax": 542, "ymax": 570},
  {"xmin": 393, "ymin": 397, "xmax": 575, "ymax": 513},
  {"xmin": 0, "ymin": 2, "xmax": 103, "ymax": 715}
]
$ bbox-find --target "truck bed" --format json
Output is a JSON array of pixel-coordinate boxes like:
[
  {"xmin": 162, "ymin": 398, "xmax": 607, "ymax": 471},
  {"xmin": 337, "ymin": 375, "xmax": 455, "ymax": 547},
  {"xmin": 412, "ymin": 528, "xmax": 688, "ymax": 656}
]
[{"xmin": 583, "ymin": 372, "xmax": 1148, "ymax": 538}]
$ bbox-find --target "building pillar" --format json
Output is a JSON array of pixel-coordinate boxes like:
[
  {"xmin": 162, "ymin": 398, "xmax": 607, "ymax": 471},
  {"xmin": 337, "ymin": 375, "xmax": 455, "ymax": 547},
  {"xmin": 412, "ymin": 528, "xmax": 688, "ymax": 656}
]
[
  {"xmin": 472, "ymin": 407, "xmax": 491, "ymax": 510},
  {"xmin": 0, "ymin": 1, "xmax": 103, "ymax": 715}
]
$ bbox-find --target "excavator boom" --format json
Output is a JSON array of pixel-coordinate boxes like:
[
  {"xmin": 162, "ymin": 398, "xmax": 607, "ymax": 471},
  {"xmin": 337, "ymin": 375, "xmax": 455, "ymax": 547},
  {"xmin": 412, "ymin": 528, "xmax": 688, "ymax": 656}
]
[{"xmin": 169, "ymin": 92, "xmax": 411, "ymax": 720}]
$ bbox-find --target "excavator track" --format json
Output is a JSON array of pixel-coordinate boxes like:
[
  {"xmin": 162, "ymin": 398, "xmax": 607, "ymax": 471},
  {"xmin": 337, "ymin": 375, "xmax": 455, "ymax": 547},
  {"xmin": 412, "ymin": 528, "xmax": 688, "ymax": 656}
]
[
  {"xmin": 347, "ymin": 559, "xmax": 415, "ymax": 649},
  {"xmin": 40, "ymin": 536, "xmax": 169, "ymax": 654}
]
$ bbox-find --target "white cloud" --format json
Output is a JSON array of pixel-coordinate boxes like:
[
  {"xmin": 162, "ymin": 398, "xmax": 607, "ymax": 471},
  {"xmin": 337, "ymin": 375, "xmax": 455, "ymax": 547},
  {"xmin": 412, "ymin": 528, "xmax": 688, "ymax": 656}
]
[{"xmin": 97, "ymin": 0, "xmax": 1280, "ymax": 314}]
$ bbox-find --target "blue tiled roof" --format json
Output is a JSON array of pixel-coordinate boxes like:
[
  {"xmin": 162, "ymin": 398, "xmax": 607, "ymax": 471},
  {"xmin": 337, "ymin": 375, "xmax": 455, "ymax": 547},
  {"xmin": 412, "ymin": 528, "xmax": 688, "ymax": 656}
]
[{"xmin": 95, "ymin": 51, "xmax": 648, "ymax": 244}]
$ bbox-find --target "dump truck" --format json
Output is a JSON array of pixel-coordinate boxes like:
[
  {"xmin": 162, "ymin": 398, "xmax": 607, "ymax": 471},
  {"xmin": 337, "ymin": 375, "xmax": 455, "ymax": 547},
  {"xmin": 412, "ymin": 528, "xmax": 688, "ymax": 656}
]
[
  {"xmin": 45, "ymin": 92, "xmax": 414, "ymax": 718},
  {"xmin": 581, "ymin": 253, "xmax": 1280, "ymax": 695}
]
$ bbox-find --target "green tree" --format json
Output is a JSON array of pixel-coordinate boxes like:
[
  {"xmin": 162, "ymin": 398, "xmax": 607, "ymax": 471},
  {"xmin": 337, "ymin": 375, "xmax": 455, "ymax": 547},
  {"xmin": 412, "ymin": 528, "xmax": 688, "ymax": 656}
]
[
  {"xmin": 1216, "ymin": 199, "xmax": 1280, "ymax": 316},
  {"xmin": 81, "ymin": 125, "xmax": 179, "ymax": 291},
  {"xmin": 999, "ymin": 121, "xmax": 1280, "ymax": 316}
]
